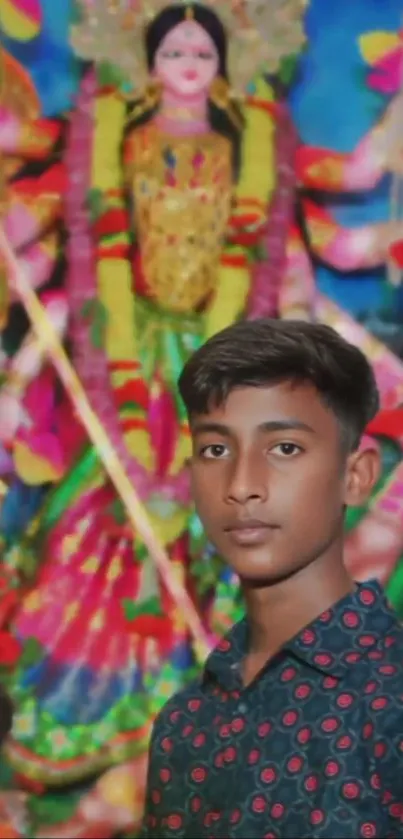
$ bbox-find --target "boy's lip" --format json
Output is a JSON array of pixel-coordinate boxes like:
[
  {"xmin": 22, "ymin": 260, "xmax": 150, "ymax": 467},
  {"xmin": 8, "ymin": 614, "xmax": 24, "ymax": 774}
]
[
  {"xmin": 224, "ymin": 519, "xmax": 278, "ymax": 547},
  {"xmin": 225, "ymin": 518, "xmax": 271, "ymax": 531}
]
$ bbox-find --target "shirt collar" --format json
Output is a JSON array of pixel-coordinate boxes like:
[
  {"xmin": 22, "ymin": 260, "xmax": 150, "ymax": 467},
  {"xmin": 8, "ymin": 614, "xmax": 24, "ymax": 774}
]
[{"xmin": 204, "ymin": 580, "xmax": 397, "ymax": 687}]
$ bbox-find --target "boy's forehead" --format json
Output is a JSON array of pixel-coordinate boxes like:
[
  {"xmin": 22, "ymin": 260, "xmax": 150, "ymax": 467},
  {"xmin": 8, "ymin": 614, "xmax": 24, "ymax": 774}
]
[{"xmin": 190, "ymin": 382, "xmax": 336, "ymax": 433}]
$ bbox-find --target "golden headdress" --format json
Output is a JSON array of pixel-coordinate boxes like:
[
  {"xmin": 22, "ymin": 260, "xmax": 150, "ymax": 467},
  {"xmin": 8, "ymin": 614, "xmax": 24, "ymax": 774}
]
[{"xmin": 71, "ymin": 0, "xmax": 309, "ymax": 95}]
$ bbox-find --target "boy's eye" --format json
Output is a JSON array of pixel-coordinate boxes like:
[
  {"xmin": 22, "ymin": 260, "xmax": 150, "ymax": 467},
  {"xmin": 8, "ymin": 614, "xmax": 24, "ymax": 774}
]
[
  {"xmin": 270, "ymin": 443, "xmax": 302, "ymax": 457},
  {"xmin": 199, "ymin": 444, "xmax": 229, "ymax": 459}
]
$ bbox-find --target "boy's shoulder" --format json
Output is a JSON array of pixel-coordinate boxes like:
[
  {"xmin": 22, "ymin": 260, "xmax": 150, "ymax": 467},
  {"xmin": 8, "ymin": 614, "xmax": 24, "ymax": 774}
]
[
  {"xmin": 151, "ymin": 677, "xmax": 205, "ymax": 741},
  {"xmin": 150, "ymin": 619, "xmax": 246, "ymax": 741}
]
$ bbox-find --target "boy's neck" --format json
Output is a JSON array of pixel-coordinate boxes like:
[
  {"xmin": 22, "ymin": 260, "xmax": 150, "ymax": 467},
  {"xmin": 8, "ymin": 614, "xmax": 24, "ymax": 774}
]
[{"xmin": 242, "ymin": 543, "xmax": 355, "ymax": 663}]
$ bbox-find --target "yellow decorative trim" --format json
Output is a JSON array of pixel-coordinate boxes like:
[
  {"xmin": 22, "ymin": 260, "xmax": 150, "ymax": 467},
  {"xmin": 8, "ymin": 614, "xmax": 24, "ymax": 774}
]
[
  {"xmin": 205, "ymin": 246, "xmax": 250, "ymax": 338},
  {"xmin": 235, "ymin": 77, "xmax": 276, "ymax": 215},
  {"xmin": 92, "ymin": 91, "xmax": 140, "ymax": 458}
]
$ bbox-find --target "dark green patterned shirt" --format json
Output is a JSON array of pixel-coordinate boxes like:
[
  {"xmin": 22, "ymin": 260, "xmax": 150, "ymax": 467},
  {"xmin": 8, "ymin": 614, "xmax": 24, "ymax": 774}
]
[{"xmin": 141, "ymin": 581, "xmax": 403, "ymax": 838}]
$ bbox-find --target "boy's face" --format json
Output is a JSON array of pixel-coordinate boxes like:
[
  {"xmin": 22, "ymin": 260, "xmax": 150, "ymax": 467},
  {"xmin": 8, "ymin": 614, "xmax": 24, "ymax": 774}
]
[{"xmin": 189, "ymin": 382, "xmax": 380, "ymax": 585}]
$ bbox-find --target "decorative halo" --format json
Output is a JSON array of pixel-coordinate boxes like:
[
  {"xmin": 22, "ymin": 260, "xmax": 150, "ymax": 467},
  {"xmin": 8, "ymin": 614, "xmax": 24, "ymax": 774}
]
[
  {"xmin": 0, "ymin": 49, "xmax": 40, "ymax": 121},
  {"xmin": 70, "ymin": 0, "xmax": 308, "ymax": 95},
  {"xmin": 0, "ymin": 50, "xmax": 41, "ymax": 182}
]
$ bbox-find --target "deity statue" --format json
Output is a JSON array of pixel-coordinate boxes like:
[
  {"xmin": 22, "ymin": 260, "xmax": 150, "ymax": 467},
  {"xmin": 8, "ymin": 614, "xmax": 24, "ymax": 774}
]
[{"xmin": 0, "ymin": 1, "xmax": 309, "ymax": 829}]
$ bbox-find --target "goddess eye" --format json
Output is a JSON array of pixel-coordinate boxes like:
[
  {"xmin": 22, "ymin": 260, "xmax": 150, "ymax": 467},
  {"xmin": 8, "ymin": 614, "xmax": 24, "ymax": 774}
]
[
  {"xmin": 271, "ymin": 442, "xmax": 302, "ymax": 457},
  {"xmin": 162, "ymin": 50, "xmax": 182, "ymax": 58},
  {"xmin": 197, "ymin": 51, "xmax": 214, "ymax": 60},
  {"xmin": 199, "ymin": 444, "xmax": 229, "ymax": 459}
]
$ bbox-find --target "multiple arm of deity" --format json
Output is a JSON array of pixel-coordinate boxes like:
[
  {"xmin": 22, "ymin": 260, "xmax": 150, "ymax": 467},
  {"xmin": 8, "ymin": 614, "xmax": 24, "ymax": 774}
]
[
  {"xmin": 273, "ymin": 93, "xmax": 403, "ymax": 324},
  {"xmin": 295, "ymin": 94, "xmax": 403, "ymax": 272},
  {"xmin": 0, "ymin": 104, "xmax": 67, "ymax": 461},
  {"xmin": 237, "ymin": 83, "xmax": 403, "ymax": 324},
  {"xmin": 0, "ymin": 116, "xmax": 63, "ymax": 287}
]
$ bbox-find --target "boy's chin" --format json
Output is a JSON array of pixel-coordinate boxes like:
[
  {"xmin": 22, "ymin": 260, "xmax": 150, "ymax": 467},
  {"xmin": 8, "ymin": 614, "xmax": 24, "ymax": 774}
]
[
  {"xmin": 226, "ymin": 554, "xmax": 286, "ymax": 587},
  {"xmin": 238, "ymin": 570, "xmax": 287, "ymax": 588}
]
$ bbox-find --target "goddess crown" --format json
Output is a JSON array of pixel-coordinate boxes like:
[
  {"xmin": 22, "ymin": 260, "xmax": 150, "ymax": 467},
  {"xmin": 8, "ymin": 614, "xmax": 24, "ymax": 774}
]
[{"xmin": 71, "ymin": 0, "xmax": 308, "ymax": 95}]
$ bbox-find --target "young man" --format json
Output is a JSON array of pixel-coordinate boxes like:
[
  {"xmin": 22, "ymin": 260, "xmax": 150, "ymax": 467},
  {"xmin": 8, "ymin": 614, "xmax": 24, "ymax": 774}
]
[{"xmin": 141, "ymin": 319, "xmax": 403, "ymax": 838}]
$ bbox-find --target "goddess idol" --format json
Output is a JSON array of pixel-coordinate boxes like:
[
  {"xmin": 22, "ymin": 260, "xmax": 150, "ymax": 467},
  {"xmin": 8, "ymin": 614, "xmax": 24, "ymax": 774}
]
[{"xmin": 0, "ymin": 0, "xmax": 307, "ymax": 801}]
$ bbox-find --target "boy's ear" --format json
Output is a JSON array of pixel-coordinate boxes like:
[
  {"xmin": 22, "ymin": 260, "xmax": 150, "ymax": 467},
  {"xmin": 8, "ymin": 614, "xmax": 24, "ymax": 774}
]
[{"xmin": 344, "ymin": 445, "xmax": 381, "ymax": 507}]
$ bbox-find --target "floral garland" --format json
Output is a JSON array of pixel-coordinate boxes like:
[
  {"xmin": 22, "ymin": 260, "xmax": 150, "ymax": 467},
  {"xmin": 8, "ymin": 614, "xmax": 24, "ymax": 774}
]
[
  {"xmin": 248, "ymin": 98, "xmax": 299, "ymax": 317},
  {"xmin": 65, "ymin": 72, "xmax": 190, "ymax": 505}
]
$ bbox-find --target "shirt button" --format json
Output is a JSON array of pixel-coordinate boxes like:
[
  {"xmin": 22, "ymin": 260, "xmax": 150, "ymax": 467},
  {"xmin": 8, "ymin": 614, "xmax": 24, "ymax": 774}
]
[{"xmin": 237, "ymin": 702, "xmax": 248, "ymax": 714}]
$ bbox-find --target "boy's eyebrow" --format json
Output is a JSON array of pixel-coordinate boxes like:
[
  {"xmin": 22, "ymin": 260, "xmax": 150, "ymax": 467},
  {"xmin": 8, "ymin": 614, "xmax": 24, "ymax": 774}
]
[
  {"xmin": 192, "ymin": 421, "xmax": 232, "ymax": 436},
  {"xmin": 191, "ymin": 419, "xmax": 316, "ymax": 436}
]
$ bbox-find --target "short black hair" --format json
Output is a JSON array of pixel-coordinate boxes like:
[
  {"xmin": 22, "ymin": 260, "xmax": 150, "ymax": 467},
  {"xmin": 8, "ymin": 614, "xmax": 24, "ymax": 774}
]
[{"xmin": 178, "ymin": 319, "xmax": 380, "ymax": 451}]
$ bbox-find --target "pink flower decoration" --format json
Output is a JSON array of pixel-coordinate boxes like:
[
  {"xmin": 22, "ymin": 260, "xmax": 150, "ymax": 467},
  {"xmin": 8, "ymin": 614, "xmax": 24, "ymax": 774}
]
[{"xmin": 367, "ymin": 48, "xmax": 403, "ymax": 94}]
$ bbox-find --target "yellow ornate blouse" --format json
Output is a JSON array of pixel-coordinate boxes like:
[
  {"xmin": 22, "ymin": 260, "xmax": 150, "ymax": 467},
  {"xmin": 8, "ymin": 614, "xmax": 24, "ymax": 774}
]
[{"xmin": 125, "ymin": 123, "xmax": 233, "ymax": 313}]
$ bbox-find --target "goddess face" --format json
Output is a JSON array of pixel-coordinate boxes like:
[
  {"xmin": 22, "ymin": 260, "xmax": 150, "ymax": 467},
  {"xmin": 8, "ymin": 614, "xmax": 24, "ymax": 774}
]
[{"xmin": 153, "ymin": 20, "xmax": 219, "ymax": 98}]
